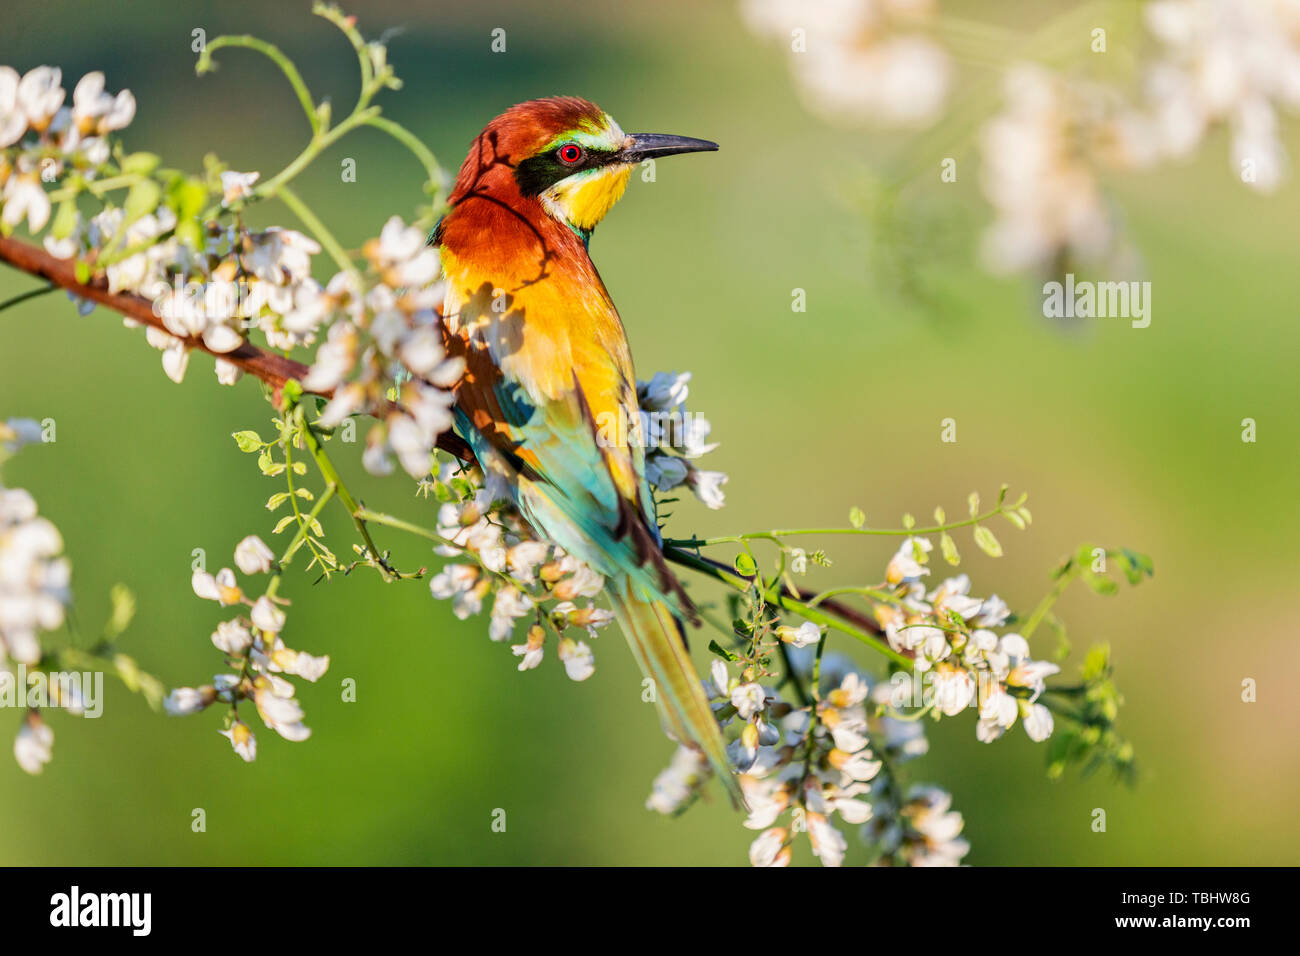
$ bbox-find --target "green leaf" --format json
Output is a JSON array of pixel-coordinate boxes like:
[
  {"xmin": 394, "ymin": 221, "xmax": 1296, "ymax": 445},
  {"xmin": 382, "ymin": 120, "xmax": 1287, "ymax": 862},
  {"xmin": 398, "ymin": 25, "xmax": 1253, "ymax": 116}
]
[
  {"xmin": 902, "ymin": 512, "xmax": 915, "ymax": 530},
  {"xmin": 123, "ymin": 179, "xmax": 162, "ymax": 222},
  {"xmin": 708, "ymin": 640, "xmax": 739, "ymax": 662},
  {"xmin": 933, "ymin": 505, "xmax": 946, "ymax": 524},
  {"xmin": 51, "ymin": 200, "xmax": 78, "ymax": 240},
  {"xmin": 120, "ymin": 152, "xmax": 161, "ymax": 176},
  {"xmin": 968, "ymin": 491, "xmax": 980, "ymax": 517},
  {"xmin": 175, "ymin": 219, "xmax": 202, "ymax": 250},
  {"xmin": 272, "ymin": 515, "xmax": 296, "ymax": 534},
  {"xmin": 973, "ymin": 524, "xmax": 1003, "ymax": 557},
  {"xmin": 1017, "ymin": 506, "xmax": 1032, "ymax": 526},
  {"xmin": 734, "ymin": 553, "xmax": 757, "ymax": 576},
  {"xmin": 104, "ymin": 584, "xmax": 136, "ymax": 640},
  {"xmin": 1082, "ymin": 570, "xmax": 1119, "ymax": 596},
  {"xmin": 1003, "ymin": 510, "xmax": 1026, "ymax": 531},
  {"xmin": 848, "ymin": 506, "xmax": 865, "ymax": 529},
  {"xmin": 266, "ymin": 492, "xmax": 289, "ymax": 511},
  {"xmin": 940, "ymin": 532, "xmax": 960, "ymax": 566},
  {"xmin": 233, "ymin": 430, "xmax": 263, "ymax": 453},
  {"xmin": 74, "ymin": 260, "xmax": 91, "ymax": 284}
]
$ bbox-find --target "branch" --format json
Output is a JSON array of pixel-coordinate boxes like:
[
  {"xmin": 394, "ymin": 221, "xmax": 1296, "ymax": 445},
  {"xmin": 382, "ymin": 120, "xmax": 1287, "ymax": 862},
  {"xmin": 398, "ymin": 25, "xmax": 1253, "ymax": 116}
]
[
  {"xmin": 0, "ymin": 235, "xmax": 896, "ymax": 660},
  {"xmin": 0, "ymin": 234, "xmax": 471, "ymax": 461}
]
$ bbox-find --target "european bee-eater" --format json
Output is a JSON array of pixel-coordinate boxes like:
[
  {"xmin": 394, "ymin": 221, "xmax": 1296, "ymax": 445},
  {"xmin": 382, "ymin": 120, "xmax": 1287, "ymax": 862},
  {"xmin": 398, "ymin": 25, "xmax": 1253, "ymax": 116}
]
[{"xmin": 433, "ymin": 97, "xmax": 742, "ymax": 805}]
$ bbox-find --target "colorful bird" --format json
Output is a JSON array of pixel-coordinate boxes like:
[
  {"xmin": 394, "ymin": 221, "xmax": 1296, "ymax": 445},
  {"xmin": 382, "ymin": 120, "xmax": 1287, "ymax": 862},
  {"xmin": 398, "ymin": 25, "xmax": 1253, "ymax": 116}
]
[{"xmin": 432, "ymin": 97, "xmax": 742, "ymax": 805}]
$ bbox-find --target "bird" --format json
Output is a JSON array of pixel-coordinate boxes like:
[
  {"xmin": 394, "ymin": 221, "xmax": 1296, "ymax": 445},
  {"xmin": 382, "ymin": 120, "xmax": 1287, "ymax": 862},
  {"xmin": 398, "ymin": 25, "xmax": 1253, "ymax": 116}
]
[{"xmin": 431, "ymin": 96, "xmax": 743, "ymax": 806}]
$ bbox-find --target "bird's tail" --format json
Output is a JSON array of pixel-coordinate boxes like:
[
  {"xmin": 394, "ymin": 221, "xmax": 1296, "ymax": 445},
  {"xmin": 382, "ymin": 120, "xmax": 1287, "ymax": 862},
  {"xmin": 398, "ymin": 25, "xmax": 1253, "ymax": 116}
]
[{"xmin": 606, "ymin": 574, "xmax": 744, "ymax": 808}]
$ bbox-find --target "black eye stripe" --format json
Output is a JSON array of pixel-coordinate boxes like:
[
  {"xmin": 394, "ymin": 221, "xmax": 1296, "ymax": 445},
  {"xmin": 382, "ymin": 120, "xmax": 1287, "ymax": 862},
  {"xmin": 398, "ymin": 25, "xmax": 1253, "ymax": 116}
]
[{"xmin": 514, "ymin": 144, "xmax": 615, "ymax": 196}]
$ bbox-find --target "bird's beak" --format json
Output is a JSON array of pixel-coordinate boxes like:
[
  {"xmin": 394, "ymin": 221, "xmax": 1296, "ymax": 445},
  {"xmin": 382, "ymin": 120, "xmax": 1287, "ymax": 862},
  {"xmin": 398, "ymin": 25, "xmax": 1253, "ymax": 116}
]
[{"xmin": 620, "ymin": 133, "xmax": 719, "ymax": 162}]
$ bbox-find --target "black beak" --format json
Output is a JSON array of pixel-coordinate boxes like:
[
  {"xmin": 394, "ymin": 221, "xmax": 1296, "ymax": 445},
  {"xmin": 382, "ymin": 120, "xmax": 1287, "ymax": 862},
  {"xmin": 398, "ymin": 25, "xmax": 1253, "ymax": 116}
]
[{"xmin": 620, "ymin": 133, "xmax": 719, "ymax": 162}]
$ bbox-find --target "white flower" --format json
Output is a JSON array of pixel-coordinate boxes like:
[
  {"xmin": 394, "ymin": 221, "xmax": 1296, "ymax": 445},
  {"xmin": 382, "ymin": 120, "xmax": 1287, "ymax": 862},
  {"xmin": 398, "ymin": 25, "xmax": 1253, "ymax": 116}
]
[
  {"xmin": 744, "ymin": 0, "xmax": 950, "ymax": 128},
  {"xmin": 689, "ymin": 468, "xmax": 727, "ymax": 510},
  {"xmin": 730, "ymin": 682, "xmax": 767, "ymax": 720},
  {"xmin": 646, "ymin": 744, "xmax": 710, "ymax": 814},
  {"xmin": 253, "ymin": 685, "xmax": 311, "ymax": 741},
  {"xmin": 1, "ymin": 173, "xmax": 51, "ymax": 233},
  {"xmin": 807, "ymin": 812, "xmax": 847, "ymax": 867},
  {"xmin": 830, "ymin": 747, "xmax": 883, "ymax": 782},
  {"xmin": 931, "ymin": 662, "xmax": 976, "ymax": 717},
  {"xmin": 211, "ymin": 620, "xmax": 253, "ymax": 655},
  {"xmin": 192, "ymin": 567, "xmax": 242, "ymax": 605},
  {"xmin": 1022, "ymin": 701, "xmax": 1055, "ymax": 742},
  {"xmin": 220, "ymin": 170, "xmax": 259, "ymax": 205},
  {"xmin": 13, "ymin": 716, "xmax": 53, "ymax": 774},
  {"xmin": 638, "ymin": 371, "xmax": 691, "ymax": 411},
  {"xmin": 0, "ymin": 67, "xmax": 28, "ymax": 147},
  {"xmin": 366, "ymin": 216, "xmax": 441, "ymax": 286},
  {"xmin": 741, "ymin": 777, "xmax": 790, "ymax": 830},
  {"xmin": 886, "ymin": 537, "xmax": 932, "ymax": 584},
  {"xmin": 777, "ymin": 621, "xmax": 821, "ymax": 648},
  {"xmin": 972, "ymin": 594, "xmax": 1010, "ymax": 628},
  {"xmin": 250, "ymin": 596, "xmax": 285, "ymax": 634},
  {"xmin": 645, "ymin": 454, "xmax": 689, "ymax": 491},
  {"xmin": 164, "ymin": 685, "xmax": 215, "ymax": 716},
  {"xmin": 220, "ymin": 721, "xmax": 257, "ymax": 762},
  {"xmin": 557, "ymin": 637, "xmax": 595, "ymax": 681},
  {"xmin": 70, "ymin": 71, "xmax": 134, "ymax": 134},
  {"xmin": 511, "ymin": 625, "xmax": 546, "ymax": 671},
  {"xmin": 552, "ymin": 562, "xmax": 603, "ymax": 600},
  {"xmin": 277, "ymin": 648, "xmax": 330, "ymax": 682},
  {"xmin": 234, "ymin": 535, "xmax": 275, "ymax": 575},
  {"xmin": 488, "ymin": 586, "xmax": 533, "ymax": 642},
  {"xmin": 17, "ymin": 66, "xmax": 64, "ymax": 130},
  {"xmin": 927, "ymin": 575, "xmax": 984, "ymax": 619},
  {"xmin": 748, "ymin": 827, "xmax": 791, "ymax": 867}
]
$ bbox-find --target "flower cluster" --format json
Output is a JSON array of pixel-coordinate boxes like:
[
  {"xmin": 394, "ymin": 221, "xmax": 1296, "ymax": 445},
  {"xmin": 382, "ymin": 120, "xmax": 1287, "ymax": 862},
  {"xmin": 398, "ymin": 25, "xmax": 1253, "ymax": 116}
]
[
  {"xmin": 636, "ymin": 371, "xmax": 727, "ymax": 510},
  {"xmin": 743, "ymin": 2, "xmax": 1300, "ymax": 286},
  {"xmin": 978, "ymin": 65, "xmax": 1136, "ymax": 275},
  {"xmin": 876, "ymin": 537, "xmax": 1058, "ymax": 743},
  {"xmin": 0, "ymin": 419, "xmax": 70, "ymax": 775},
  {"xmin": 1141, "ymin": 0, "xmax": 1300, "ymax": 193},
  {"xmin": 741, "ymin": 0, "xmax": 951, "ymax": 127},
  {"xmin": 651, "ymin": 638, "xmax": 969, "ymax": 867},
  {"xmin": 1, "ymin": 67, "xmax": 134, "ymax": 234},
  {"xmin": 166, "ymin": 534, "xmax": 329, "ymax": 761},
  {"xmin": 425, "ymin": 461, "xmax": 614, "ymax": 679},
  {"xmin": 306, "ymin": 216, "xmax": 463, "ymax": 480}
]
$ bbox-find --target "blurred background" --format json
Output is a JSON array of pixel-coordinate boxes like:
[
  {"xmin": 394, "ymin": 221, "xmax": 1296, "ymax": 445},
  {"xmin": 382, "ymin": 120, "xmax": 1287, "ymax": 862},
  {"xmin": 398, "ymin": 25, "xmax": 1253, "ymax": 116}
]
[{"xmin": 1, "ymin": 0, "xmax": 1296, "ymax": 865}]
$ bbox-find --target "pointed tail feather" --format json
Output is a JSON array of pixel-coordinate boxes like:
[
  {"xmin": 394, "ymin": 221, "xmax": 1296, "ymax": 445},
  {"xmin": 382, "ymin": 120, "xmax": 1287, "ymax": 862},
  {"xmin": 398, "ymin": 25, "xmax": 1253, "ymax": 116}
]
[{"xmin": 607, "ymin": 575, "xmax": 745, "ymax": 809}]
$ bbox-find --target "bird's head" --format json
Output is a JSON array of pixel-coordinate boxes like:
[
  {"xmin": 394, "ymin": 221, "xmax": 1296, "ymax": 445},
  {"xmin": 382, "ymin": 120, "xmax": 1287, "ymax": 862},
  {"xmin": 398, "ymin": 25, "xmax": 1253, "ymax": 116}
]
[{"xmin": 446, "ymin": 96, "xmax": 717, "ymax": 241}]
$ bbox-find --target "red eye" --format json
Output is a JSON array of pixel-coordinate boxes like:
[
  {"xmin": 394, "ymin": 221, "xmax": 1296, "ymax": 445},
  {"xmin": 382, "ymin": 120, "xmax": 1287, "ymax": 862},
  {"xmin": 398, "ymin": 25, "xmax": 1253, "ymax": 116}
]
[{"xmin": 558, "ymin": 143, "xmax": 583, "ymax": 165}]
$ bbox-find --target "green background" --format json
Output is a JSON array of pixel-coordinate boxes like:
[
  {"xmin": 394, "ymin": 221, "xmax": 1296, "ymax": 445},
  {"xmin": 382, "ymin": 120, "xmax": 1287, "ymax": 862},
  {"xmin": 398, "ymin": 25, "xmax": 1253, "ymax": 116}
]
[{"xmin": 1, "ymin": 0, "xmax": 1294, "ymax": 865}]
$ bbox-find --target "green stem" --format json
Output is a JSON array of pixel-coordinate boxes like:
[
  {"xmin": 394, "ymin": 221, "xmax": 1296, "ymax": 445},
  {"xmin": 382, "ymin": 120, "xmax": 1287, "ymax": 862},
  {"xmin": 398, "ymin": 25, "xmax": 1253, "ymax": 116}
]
[
  {"xmin": 664, "ymin": 545, "xmax": 913, "ymax": 668},
  {"xmin": 1021, "ymin": 567, "xmax": 1079, "ymax": 640},
  {"xmin": 296, "ymin": 408, "xmax": 393, "ymax": 581},
  {"xmin": 276, "ymin": 183, "xmax": 358, "ymax": 276},
  {"xmin": 666, "ymin": 506, "xmax": 1011, "ymax": 548},
  {"xmin": 363, "ymin": 115, "xmax": 442, "ymax": 191},
  {"xmin": 46, "ymin": 173, "xmax": 142, "ymax": 204},
  {"xmin": 196, "ymin": 35, "xmax": 321, "ymax": 134},
  {"xmin": 253, "ymin": 106, "xmax": 380, "ymax": 199}
]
